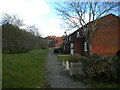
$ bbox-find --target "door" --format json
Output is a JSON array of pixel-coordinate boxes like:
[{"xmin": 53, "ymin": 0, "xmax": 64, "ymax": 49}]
[{"xmin": 70, "ymin": 43, "xmax": 74, "ymax": 55}]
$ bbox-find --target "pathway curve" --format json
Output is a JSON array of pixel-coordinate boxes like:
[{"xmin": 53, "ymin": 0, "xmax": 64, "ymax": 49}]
[{"xmin": 45, "ymin": 49, "xmax": 87, "ymax": 88}]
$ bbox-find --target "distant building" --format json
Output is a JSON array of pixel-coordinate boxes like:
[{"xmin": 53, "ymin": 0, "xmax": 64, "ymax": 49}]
[{"xmin": 46, "ymin": 36, "xmax": 64, "ymax": 48}]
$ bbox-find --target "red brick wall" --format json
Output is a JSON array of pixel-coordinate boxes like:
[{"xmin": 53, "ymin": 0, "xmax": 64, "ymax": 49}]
[
  {"xmin": 92, "ymin": 15, "xmax": 120, "ymax": 56},
  {"xmin": 65, "ymin": 43, "xmax": 70, "ymax": 53},
  {"xmin": 74, "ymin": 38, "xmax": 84, "ymax": 54}
]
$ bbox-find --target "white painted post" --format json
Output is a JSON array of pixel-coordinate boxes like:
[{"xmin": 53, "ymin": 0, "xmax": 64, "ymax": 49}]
[
  {"xmin": 65, "ymin": 61, "xmax": 70, "ymax": 70},
  {"xmin": 62, "ymin": 60, "xmax": 65, "ymax": 66},
  {"xmin": 70, "ymin": 62, "xmax": 73, "ymax": 76}
]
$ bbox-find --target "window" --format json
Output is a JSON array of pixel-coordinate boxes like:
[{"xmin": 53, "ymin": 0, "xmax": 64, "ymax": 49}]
[
  {"xmin": 69, "ymin": 36, "xmax": 71, "ymax": 41},
  {"xmin": 84, "ymin": 42, "xmax": 87, "ymax": 51},
  {"xmin": 70, "ymin": 43, "xmax": 74, "ymax": 48},
  {"xmin": 55, "ymin": 40, "xmax": 58, "ymax": 44},
  {"xmin": 77, "ymin": 31, "xmax": 80, "ymax": 37}
]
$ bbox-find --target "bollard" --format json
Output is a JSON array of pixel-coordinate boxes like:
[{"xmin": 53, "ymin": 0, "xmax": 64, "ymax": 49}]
[
  {"xmin": 65, "ymin": 61, "xmax": 70, "ymax": 70},
  {"xmin": 62, "ymin": 59, "xmax": 65, "ymax": 66},
  {"xmin": 70, "ymin": 62, "xmax": 73, "ymax": 76}
]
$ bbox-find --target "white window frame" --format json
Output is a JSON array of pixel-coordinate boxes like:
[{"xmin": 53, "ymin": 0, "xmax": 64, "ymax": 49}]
[
  {"xmin": 84, "ymin": 42, "xmax": 87, "ymax": 51},
  {"xmin": 70, "ymin": 43, "xmax": 74, "ymax": 48},
  {"xmin": 70, "ymin": 43, "xmax": 74, "ymax": 55},
  {"xmin": 69, "ymin": 36, "xmax": 71, "ymax": 41},
  {"xmin": 77, "ymin": 31, "xmax": 80, "ymax": 37}
]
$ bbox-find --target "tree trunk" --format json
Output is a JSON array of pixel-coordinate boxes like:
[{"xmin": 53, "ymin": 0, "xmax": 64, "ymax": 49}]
[
  {"xmin": 87, "ymin": 30, "xmax": 93, "ymax": 55},
  {"xmin": 88, "ymin": 42, "xmax": 92, "ymax": 55}
]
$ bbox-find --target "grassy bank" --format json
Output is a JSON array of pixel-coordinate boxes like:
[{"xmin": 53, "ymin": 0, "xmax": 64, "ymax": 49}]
[{"xmin": 2, "ymin": 49, "xmax": 48, "ymax": 88}]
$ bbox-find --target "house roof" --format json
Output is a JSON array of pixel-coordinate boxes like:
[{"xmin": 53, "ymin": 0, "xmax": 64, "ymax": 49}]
[
  {"xmin": 46, "ymin": 36, "xmax": 64, "ymax": 39},
  {"xmin": 67, "ymin": 13, "xmax": 120, "ymax": 36}
]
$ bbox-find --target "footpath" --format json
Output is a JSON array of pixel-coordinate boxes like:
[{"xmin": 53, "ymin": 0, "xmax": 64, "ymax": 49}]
[{"xmin": 45, "ymin": 49, "xmax": 87, "ymax": 88}]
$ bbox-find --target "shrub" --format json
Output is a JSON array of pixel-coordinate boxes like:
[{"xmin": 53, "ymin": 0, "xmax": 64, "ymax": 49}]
[
  {"xmin": 54, "ymin": 48, "xmax": 59, "ymax": 53},
  {"xmin": 80, "ymin": 54, "xmax": 120, "ymax": 84},
  {"xmin": 2, "ymin": 23, "xmax": 48, "ymax": 54},
  {"xmin": 59, "ymin": 47, "xmax": 64, "ymax": 53},
  {"xmin": 81, "ymin": 54, "xmax": 113, "ymax": 82},
  {"xmin": 110, "ymin": 56, "xmax": 120, "ymax": 83},
  {"xmin": 69, "ymin": 54, "xmax": 80, "ymax": 62},
  {"xmin": 63, "ymin": 50, "xmax": 68, "ymax": 54}
]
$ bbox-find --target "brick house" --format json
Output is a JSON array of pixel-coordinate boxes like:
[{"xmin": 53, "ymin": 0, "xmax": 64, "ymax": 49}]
[
  {"xmin": 63, "ymin": 14, "xmax": 120, "ymax": 56},
  {"xmin": 63, "ymin": 30, "xmax": 84, "ymax": 55},
  {"xmin": 46, "ymin": 36, "xmax": 64, "ymax": 48}
]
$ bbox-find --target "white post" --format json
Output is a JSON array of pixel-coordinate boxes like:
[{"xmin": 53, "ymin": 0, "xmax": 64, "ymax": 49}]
[
  {"xmin": 65, "ymin": 61, "xmax": 70, "ymax": 70},
  {"xmin": 70, "ymin": 62, "xmax": 73, "ymax": 76},
  {"xmin": 62, "ymin": 60, "xmax": 65, "ymax": 66}
]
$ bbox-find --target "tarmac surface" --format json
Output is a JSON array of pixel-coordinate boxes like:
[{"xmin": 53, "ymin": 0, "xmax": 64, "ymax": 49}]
[{"xmin": 45, "ymin": 49, "xmax": 87, "ymax": 88}]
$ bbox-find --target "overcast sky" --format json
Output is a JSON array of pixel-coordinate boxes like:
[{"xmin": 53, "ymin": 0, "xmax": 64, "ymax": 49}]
[
  {"xmin": 0, "ymin": 0, "xmax": 71, "ymax": 37},
  {"xmin": 0, "ymin": 0, "xmax": 119, "ymax": 37}
]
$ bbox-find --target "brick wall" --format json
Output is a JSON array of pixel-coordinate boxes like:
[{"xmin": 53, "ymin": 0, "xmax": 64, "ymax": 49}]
[
  {"xmin": 65, "ymin": 43, "xmax": 70, "ymax": 53},
  {"xmin": 74, "ymin": 38, "xmax": 84, "ymax": 54},
  {"xmin": 64, "ymin": 14, "xmax": 120, "ymax": 56},
  {"xmin": 92, "ymin": 14, "xmax": 120, "ymax": 55}
]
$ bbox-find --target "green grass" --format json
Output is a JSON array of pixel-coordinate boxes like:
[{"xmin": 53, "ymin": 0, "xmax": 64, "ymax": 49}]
[
  {"xmin": 57, "ymin": 54, "xmax": 85, "ymax": 62},
  {"xmin": 57, "ymin": 54, "xmax": 70, "ymax": 61},
  {"xmin": 0, "ymin": 54, "xmax": 2, "ymax": 89},
  {"xmin": 2, "ymin": 49, "xmax": 48, "ymax": 88}
]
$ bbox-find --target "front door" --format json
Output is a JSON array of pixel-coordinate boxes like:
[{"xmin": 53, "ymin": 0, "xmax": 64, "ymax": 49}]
[{"xmin": 70, "ymin": 43, "xmax": 74, "ymax": 55}]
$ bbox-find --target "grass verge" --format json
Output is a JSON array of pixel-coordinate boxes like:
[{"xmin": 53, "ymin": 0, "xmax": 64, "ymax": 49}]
[
  {"xmin": 2, "ymin": 49, "xmax": 48, "ymax": 88},
  {"xmin": 57, "ymin": 54, "xmax": 70, "ymax": 61}
]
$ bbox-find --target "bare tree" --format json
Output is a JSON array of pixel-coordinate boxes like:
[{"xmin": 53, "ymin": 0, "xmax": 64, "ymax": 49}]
[
  {"xmin": 2, "ymin": 13, "xmax": 24, "ymax": 27},
  {"xmin": 26, "ymin": 25, "xmax": 41, "ymax": 36},
  {"xmin": 55, "ymin": 0, "xmax": 119, "ymax": 55}
]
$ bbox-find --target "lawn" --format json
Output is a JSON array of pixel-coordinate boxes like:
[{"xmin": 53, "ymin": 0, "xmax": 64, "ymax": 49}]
[
  {"xmin": 57, "ymin": 54, "xmax": 85, "ymax": 62},
  {"xmin": 2, "ymin": 49, "xmax": 48, "ymax": 88},
  {"xmin": 0, "ymin": 27, "xmax": 1, "ymax": 89},
  {"xmin": 57, "ymin": 54, "xmax": 70, "ymax": 61}
]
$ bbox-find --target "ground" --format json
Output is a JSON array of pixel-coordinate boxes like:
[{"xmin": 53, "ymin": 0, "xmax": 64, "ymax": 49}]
[{"xmin": 45, "ymin": 49, "xmax": 87, "ymax": 88}]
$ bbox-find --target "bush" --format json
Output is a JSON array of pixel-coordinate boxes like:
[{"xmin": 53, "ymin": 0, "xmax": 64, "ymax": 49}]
[
  {"xmin": 69, "ymin": 54, "xmax": 81, "ymax": 62},
  {"xmin": 59, "ymin": 47, "xmax": 64, "ymax": 53},
  {"xmin": 81, "ymin": 54, "xmax": 113, "ymax": 82},
  {"xmin": 54, "ymin": 48, "xmax": 59, "ymax": 53},
  {"xmin": 63, "ymin": 50, "xmax": 68, "ymax": 54},
  {"xmin": 2, "ymin": 23, "xmax": 48, "ymax": 54},
  {"xmin": 110, "ymin": 56, "xmax": 120, "ymax": 83}
]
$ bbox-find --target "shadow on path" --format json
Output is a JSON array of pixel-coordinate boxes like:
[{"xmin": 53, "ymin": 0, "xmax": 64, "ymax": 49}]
[{"xmin": 45, "ymin": 49, "xmax": 87, "ymax": 88}]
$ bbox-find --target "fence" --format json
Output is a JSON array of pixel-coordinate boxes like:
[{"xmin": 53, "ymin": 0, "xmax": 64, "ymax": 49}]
[{"xmin": 62, "ymin": 60, "xmax": 85, "ymax": 77}]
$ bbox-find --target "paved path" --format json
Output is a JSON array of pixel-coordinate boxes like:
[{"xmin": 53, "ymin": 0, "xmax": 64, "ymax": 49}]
[{"xmin": 45, "ymin": 49, "xmax": 86, "ymax": 88}]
